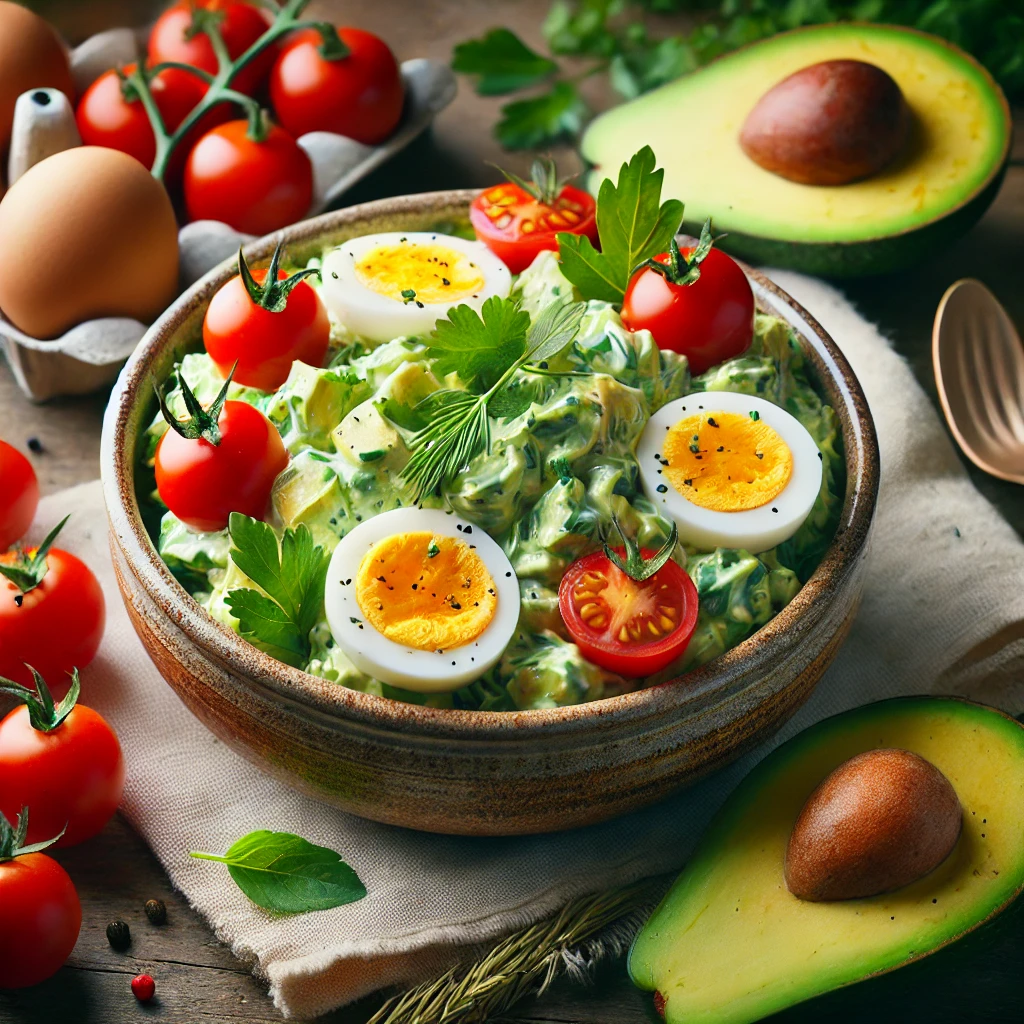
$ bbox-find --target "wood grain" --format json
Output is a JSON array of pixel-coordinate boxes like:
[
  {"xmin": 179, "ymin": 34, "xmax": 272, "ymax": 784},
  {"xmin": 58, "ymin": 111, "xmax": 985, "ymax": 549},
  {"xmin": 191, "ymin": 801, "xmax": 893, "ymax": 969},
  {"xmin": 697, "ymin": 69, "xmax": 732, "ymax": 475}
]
[{"xmin": 1, "ymin": 1, "xmax": 1023, "ymax": 1022}]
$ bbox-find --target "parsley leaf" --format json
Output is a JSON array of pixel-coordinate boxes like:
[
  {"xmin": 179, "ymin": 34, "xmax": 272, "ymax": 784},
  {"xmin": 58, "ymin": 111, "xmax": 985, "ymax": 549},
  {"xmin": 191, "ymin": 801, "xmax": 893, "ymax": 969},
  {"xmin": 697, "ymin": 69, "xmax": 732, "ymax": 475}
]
[
  {"xmin": 557, "ymin": 144, "xmax": 683, "ymax": 303},
  {"xmin": 427, "ymin": 296, "xmax": 530, "ymax": 392},
  {"xmin": 451, "ymin": 28, "xmax": 557, "ymax": 95},
  {"xmin": 225, "ymin": 514, "xmax": 329, "ymax": 669},
  {"xmin": 496, "ymin": 81, "xmax": 588, "ymax": 149}
]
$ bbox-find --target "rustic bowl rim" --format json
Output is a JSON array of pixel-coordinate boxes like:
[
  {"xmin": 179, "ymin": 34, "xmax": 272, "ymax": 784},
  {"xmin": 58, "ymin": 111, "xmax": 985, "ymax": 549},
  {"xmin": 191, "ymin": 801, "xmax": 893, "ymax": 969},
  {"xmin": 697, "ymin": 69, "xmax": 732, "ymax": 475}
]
[{"xmin": 101, "ymin": 188, "xmax": 879, "ymax": 741}]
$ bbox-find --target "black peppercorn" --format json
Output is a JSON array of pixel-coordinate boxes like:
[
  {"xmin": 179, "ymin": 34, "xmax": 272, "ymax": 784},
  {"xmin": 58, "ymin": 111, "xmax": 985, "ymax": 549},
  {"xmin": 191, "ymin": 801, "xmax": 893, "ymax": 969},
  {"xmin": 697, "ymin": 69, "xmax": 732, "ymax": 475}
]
[
  {"xmin": 106, "ymin": 919, "xmax": 131, "ymax": 951},
  {"xmin": 144, "ymin": 898, "xmax": 167, "ymax": 925}
]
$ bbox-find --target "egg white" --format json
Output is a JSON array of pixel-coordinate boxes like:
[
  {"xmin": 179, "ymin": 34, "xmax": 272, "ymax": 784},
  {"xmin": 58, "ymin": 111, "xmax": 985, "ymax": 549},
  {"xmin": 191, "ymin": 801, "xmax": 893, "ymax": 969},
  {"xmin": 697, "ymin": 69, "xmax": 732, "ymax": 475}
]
[
  {"xmin": 319, "ymin": 232, "xmax": 512, "ymax": 343},
  {"xmin": 323, "ymin": 508, "xmax": 521, "ymax": 692},
  {"xmin": 637, "ymin": 392, "xmax": 823, "ymax": 552}
]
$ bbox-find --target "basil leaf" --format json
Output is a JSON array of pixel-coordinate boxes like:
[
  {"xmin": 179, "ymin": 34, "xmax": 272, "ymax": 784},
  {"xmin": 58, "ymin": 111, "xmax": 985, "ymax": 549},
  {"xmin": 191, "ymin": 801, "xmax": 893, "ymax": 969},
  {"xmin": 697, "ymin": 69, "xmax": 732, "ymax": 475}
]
[
  {"xmin": 496, "ymin": 82, "xmax": 588, "ymax": 150},
  {"xmin": 191, "ymin": 831, "xmax": 366, "ymax": 914},
  {"xmin": 451, "ymin": 28, "xmax": 557, "ymax": 96},
  {"xmin": 557, "ymin": 145, "xmax": 683, "ymax": 303}
]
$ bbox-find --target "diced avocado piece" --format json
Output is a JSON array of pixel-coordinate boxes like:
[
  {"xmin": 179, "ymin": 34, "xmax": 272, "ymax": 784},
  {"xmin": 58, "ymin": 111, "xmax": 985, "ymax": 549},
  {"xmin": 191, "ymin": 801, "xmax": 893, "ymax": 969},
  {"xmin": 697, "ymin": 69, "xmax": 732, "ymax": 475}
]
[
  {"xmin": 332, "ymin": 399, "xmax": 404, "ymax": 469},
  {"xmin": 582, "ymin": 24, "xmax": 1010, "ymax": 275},
  {"xmin": 629, "ymin": 698, "xmax": 1024, "ymax": 1024},
  {"xmin": 271, "ymin": 450, "xmax": 346, "ymax": 550},
  {"xmin": 266, "ymin": 362, "xmax": 370, "ymax": 453}
]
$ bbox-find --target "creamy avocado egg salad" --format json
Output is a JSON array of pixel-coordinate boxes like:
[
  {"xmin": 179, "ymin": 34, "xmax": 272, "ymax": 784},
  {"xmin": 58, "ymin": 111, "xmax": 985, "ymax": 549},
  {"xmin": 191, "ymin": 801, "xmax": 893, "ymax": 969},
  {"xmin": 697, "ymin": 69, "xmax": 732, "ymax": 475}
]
[{"xmin": 139, "ymin": 147, "xmax": 843, "ymax": 711}]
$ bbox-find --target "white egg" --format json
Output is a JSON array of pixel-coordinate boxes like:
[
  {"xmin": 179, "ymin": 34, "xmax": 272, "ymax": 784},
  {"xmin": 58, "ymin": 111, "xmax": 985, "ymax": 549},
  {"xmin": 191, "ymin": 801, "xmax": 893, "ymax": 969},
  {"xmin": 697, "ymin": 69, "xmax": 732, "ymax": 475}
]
[
  {"xmin": 319, "ymin": 232, "xmax": 512, "ymax": 342},
  {"xmin": 637, "ymin": 392, "xmax": 823, "ymax": 553},
  {"xmin": 323, "ymin": 507, "xmax": 521, "ymax": 692}
]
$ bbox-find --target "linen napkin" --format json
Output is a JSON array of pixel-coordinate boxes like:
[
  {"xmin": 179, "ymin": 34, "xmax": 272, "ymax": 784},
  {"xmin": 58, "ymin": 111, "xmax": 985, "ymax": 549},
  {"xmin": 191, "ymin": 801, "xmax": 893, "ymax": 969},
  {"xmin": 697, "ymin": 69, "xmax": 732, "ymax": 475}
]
[{"xmin": 27, "ymin": 272, "xmax": 1024, "ymax": 1019}]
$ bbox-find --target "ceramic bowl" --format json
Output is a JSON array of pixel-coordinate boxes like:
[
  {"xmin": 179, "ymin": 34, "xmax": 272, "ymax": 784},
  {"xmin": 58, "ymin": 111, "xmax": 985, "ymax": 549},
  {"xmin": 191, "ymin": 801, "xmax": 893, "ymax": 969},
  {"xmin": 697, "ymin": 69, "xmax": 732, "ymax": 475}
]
[{"xmin": 101, "ymin": 190, "xmax": 879, "ymax": 836}]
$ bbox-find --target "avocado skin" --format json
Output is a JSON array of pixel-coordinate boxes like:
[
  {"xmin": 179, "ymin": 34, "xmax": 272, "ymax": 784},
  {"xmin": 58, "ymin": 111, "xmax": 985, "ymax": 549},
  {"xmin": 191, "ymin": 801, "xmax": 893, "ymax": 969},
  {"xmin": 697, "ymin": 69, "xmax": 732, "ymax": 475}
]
[
  {"xmin": 767, "ymin": 889, "xmax": 1024, "ymax": 1022},
  {"xmin": 629, "ymin": 698, "xmax": 1024, "ymax": 1024},
  {"xmin": 702, "ymin": 165, "xmax": 1008, "ymax": 279}
]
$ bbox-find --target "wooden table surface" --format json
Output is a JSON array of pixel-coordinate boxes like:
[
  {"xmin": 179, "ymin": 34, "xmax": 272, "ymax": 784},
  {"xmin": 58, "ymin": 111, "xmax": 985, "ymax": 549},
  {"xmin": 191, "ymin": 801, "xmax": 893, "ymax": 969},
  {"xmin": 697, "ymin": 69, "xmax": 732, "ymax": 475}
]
[{"xmin": 1, "ymin": 2, "xmax": 1023, "ymax": 1022}]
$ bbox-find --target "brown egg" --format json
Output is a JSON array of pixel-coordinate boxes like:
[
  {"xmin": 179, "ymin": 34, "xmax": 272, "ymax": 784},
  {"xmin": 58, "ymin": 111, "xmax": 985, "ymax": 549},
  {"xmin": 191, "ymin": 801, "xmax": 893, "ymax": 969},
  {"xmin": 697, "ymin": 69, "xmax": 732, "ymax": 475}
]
[
  {"xmin": 0, "ymin": 2, "xmax": 74, "ymax": 154},
  {"xmin": 740, "ymin": 59, "xmax": 909, "ymax": 186},
  {"xmin": 0, "ymin": 147, "xmax": 179, "ymax": 339},
  {"xmin": 785, "ymin": 748, "xmax": 962, "ymax": 901}
]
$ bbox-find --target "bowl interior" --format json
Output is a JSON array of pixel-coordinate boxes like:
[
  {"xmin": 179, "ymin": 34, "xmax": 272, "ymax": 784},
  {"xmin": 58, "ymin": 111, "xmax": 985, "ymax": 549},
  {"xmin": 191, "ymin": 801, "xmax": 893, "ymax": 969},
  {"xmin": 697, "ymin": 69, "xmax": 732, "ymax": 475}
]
[{"xmin": 102, "ymin": 189, "xmax": 879, "ymax": 740}]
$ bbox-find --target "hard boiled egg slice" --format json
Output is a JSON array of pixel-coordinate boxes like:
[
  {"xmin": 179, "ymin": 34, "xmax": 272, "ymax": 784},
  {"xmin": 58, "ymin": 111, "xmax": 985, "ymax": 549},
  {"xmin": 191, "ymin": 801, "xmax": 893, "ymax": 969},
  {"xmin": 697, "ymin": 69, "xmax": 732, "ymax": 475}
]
[
  {"xmin": 637, "ymin": 392, "xmax": 823, "ymax": 552},
  {"xmin": 319, "ymin": 232, "xmax": 512, "ymax": 342},
  {"xmin": 323, "ymin": 508, "xmax": 521, "ymax": 691}
]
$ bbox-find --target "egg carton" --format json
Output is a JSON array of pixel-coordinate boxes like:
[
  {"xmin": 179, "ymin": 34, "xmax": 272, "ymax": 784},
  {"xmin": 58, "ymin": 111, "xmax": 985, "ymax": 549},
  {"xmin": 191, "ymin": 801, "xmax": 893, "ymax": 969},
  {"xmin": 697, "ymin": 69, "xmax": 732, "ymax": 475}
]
[{"xmin": 0, "ymin": 27, "xmax": 457, "ymax": 403}]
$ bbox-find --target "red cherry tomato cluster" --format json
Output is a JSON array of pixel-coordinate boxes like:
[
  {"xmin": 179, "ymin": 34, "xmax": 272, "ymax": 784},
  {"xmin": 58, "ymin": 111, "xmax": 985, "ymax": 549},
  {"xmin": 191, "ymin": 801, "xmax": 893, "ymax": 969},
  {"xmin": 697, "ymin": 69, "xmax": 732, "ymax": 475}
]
[
  {"xmin": 74, "ymin": 0, "xmax": 405, "ymax": 234},
  {"xmin": 0, "ymin": 448, "xmax": 123, "ymax": 990}
]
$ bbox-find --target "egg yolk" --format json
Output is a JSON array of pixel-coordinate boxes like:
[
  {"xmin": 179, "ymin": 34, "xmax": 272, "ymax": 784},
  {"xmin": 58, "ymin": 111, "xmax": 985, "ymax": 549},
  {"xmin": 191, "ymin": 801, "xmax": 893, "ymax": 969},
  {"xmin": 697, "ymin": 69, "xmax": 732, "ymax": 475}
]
[
  {"xmin": 354, "ymin": 241, "xmax": 485, "ymax": 305},
  {"xmin": 662, "ymin": 411, "xmax": 793, "ymax": 512},
  {"xmin": 355, "ymin": 532, "xmax": 497, "ymax": 651}
]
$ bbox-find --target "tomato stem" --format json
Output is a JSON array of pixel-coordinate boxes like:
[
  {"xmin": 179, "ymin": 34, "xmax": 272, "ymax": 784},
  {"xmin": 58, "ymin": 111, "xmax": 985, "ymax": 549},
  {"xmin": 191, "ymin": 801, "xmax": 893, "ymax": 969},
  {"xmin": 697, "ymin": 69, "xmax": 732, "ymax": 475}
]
[
  {"xmin": 490, "ymin": 154, "xmax": 569, "ymax": 207},
  {"xmin": 602, "ymin": 515, "xmax": 679, "ymax": 582},
  {"xmin": 0, "ymin": 667, "xmax": 79, "ymax": 733},
  {"xmin": 632, "ymin": 218, "xmax": 715, "ymax": 287},
  {"xmin": 156, "ymin": 363, "xmax": 237, "ymax": 446},
  {"xmin": 314, "ymin": 22, "xmax": 350, "ymax": 61},
  {"xmin": 0, "ymin": 515, "xmax": 69, "ymax": 594},
  {"xmin": 0, "ymin": 808, "xmax": 65, "ymax": 863},
  {"xmin": 145, "ymin": 0, "xmax": 328, "ymax": 182},
  {"xmin": 238, "ymin": 243, "xmax": 320, "ymax": 311}
]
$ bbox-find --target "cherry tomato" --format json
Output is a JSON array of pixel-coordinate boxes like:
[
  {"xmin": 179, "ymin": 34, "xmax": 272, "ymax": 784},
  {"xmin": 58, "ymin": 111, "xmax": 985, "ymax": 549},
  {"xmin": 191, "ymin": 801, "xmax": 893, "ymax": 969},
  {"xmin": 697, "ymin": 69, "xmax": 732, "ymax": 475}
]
[
  {"xmin": 471, "ymin": 180, "xmax": 598, "ymax": 275},
  {"xmin": 76, "ymin": 63, "xmax": 206, "ymax": 168},
  {"xmin": 0, "ymin": 441, "xmax": 38, "ymax": 551},
  {"xmin": 0, "ymin": 672, "xmax": 124, "ymax": 848},
  {"xmin": 204, "ymin": 256, "xmax": 329, "ymax": 391},
  {"xmin": 183, "ymin": 120, "xmax": 313, "ymax": 234},
  {"xmin": 148, "ymin": 0, "xmax": 273, "ymax": 96},
  {"xmin": 155, "ymin": 399, "xmax": 288, "ymax": 532},
  {"xmin": 0, "ymin": 848, "xmax": 81, "ymax": 988},
  {"xmin": 0, "ymin": 545, "xmax": 105, "ymax": 694},
  {"xmin": 558, "ymin": 547, "xmax": 699, "ymax": 677},
  {"xmin": 269, "ymin": 27, "xmax": 404, "ymax": 145},
  {"xmin": 621, "ymin": 246, "xmax": 754, "ymax": 376}
]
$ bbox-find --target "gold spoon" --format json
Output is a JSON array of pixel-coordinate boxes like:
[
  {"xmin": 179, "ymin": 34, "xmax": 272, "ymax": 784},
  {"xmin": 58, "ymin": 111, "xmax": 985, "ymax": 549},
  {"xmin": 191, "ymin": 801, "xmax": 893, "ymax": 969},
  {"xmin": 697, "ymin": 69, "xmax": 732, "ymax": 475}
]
[{"xmin": 932, "ymin": 279, "xmax": 1024, "ymax": 485}]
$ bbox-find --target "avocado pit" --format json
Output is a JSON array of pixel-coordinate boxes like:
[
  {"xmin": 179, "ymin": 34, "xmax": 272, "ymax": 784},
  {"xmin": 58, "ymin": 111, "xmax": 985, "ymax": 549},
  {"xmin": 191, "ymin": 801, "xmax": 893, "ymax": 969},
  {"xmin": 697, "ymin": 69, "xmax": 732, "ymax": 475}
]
[
  {"xmin": 785, "ymin": 748, "xmax": 962, "ymax": 901},
  {"xmin": 740, "ymin": 59, "xmax": 909, "ymax": 186}
]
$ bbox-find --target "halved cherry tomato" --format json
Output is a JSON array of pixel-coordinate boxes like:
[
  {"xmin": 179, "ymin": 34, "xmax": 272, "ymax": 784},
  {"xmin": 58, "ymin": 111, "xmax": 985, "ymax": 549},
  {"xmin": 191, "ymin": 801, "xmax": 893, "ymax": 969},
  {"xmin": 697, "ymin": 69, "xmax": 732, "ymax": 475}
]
[
  {"xmin": 204, "ymin": 246, "xmax": 329, "ymax": 391},
  {"xmin": 0, "ymin": 523, "xmax": 105, "ymax": 694},
  {"xmin": 155, "ymin": 377, "xmax": 288, "ymax": 532},
  {"xmin": 0, "ymin": 670, "xmax": 124, "ymax": 848},
  {"xmin": 558, "ymin": 547, "xmax": 698, "ymax": 677},
  {"xmin": 621, "ymin": 240, "xmax": 754, "ymax": 376},
  {"xmin": 471, "ymin": 176, "xmax": 598, "ymax": 275},
  {"xmin": 269, "ymin": 27, "xmax": 404, "ymax": 145},
  {"xmin": 147, "ymin": 0, "xmax": 273, "ymax": 96},
  {"xmin": 0, "ymin": 441, "xmax": 38, "ymax": 551},
  {"xmin": 183, "ymin": 119, "xmax": 313, "ymax": 234},
  {"xmin": 75, "ymin": 62, "xmax": 230, "ymax": 178},
  {"xmin": 0, "ymin": 824, "xmax": 81, "ymax": 989}
]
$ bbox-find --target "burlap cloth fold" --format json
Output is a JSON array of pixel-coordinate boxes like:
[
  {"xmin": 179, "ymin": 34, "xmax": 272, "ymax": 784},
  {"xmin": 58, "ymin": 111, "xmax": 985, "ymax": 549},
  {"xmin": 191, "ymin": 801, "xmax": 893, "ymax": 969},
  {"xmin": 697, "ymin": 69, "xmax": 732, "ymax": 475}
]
[{"xmin": 30, "ymin": 272, "xmax": 1024, "ymax": 1018}]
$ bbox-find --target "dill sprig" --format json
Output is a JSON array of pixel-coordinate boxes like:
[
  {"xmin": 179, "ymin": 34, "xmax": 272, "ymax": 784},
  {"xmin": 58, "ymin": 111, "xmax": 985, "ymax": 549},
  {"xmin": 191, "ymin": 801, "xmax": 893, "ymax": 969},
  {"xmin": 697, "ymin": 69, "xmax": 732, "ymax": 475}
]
[{"xmin": 400, "ymin": 299, "xmax": 586, "ymax": 502}]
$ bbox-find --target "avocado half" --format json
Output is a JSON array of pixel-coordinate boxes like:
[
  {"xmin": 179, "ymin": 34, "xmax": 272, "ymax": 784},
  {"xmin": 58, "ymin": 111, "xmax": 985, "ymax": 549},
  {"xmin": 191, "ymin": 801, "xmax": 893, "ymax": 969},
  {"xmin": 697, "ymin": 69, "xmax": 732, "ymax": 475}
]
[
  {"xmin": 628, "ymin": 698, "xmax": 1024, "ymax": 1023},
  {"xmin": 581, "ymin": 25, "xmax": 1012, "ymax": 277}
]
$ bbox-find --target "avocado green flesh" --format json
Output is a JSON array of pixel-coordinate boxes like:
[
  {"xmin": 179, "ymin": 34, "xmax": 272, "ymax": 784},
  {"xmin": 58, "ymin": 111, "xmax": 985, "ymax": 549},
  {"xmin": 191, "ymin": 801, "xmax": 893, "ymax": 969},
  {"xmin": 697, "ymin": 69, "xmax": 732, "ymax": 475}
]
[
  {"xmin": 628, "ymin": 699, "xmax": 1024, "ymax": 1024},
  {"xmin": 581, "ymin": 24, "xmax": 1009, "ymax": 274}
]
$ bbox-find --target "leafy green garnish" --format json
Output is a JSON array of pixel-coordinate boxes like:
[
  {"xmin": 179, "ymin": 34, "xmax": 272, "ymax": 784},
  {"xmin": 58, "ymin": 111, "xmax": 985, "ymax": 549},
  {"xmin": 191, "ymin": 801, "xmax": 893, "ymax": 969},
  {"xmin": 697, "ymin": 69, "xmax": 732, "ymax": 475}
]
[
  {"xmin": 557, "ymin": 145, "xmax": 683, "ymax": 303},
  {"xmin": 427, "ymin": 295, "xmax": 530, "ymax": 391},
  {"xmin": 451, "ymin": 28, "xmax": 558, "ymax": 95},
  {"xmin": 496, "ymin": 81, "xmax": 587, "ymax": 150},
  {"xmin": 397, "ymin": 299, "xmax": 586, "ymax": 501},
  {"xmin": 225, "ymin": 514, "xmax": 329, "ymax": 669},
  {"xmin": 190, "ymin": 830, "xmax": 366, "ymax": 914}
]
